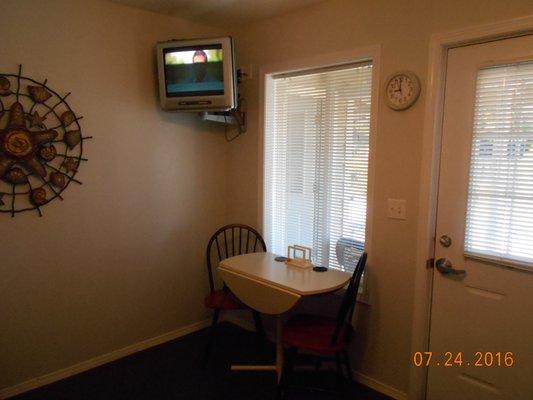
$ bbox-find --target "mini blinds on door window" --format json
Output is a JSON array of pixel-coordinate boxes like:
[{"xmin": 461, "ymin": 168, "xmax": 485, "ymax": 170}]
[
  {"xmin": 264, "ymin": 62, "xmax": 372, "ymax": 273},
  {"xmin": 465, "ymin": 61, "xmax": 533, "ymax": 268}
]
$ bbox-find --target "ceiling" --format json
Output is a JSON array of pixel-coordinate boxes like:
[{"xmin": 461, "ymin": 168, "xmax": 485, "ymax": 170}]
[{"xmin": 112, "ymin": 0, "xmax": 327, "ymax": 27}]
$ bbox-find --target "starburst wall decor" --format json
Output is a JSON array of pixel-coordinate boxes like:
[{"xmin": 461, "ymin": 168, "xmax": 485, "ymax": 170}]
[{"xmin": 0, "ymin": 65, "xmax": 91, "ymax": 217}]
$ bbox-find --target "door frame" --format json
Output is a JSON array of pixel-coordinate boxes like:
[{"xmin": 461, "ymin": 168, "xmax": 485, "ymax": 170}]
[{"xmin": 409, "ymin": 15, "xmax": 533, "ymax": 400}]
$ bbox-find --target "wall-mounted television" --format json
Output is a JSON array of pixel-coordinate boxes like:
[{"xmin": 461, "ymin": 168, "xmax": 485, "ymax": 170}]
[{"xmin": 156, "ymin": 37, "xmax": 237, "ymax": 112}]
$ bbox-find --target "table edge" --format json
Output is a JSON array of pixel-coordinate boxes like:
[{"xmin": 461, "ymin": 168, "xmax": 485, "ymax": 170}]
[{"xmin": 218, "ymin": 260, "xmax": 350, "ymax": 296}]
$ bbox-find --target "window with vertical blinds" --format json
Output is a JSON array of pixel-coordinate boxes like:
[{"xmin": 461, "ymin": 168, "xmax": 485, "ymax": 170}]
[
  {"xmin": 264, "ymin": 62, "xmax": 373, "ymax": 273},
  {"xmin": 465, "ymin": 61, "xmax": 533, "ymax": 268}
]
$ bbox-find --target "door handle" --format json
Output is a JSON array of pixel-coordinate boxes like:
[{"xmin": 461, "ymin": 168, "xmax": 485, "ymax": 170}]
[{"xmin": 435, "ymin": 258, "xmax": 466, "ymax": 276}]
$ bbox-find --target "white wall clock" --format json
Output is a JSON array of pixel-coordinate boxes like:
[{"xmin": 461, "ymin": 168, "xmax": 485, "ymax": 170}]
[{"xmin": 385, "ymin": 71, "xmax": 421, "ymax": 111}]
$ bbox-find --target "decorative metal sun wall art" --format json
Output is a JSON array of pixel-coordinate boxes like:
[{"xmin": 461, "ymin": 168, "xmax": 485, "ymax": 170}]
[{"xmin": 0, "ymin": 65, "xmax": 91, "ymax": 217}]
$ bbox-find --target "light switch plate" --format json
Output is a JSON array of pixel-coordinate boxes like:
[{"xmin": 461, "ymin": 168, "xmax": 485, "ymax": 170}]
[{"xmin": 387, "ymin": 198, "xmax": 407, "ymax": 220}]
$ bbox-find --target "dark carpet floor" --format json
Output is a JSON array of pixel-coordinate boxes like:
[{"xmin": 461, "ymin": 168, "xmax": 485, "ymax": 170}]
[{"xmin": 13, "ymin": 322, "xmax": 391, "ymax": 400}]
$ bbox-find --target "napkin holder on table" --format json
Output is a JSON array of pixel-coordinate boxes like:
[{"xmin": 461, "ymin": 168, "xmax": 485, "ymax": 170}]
[{"xmin": 285, "ymin": 245, "xmax": 313, "ymax": 269}]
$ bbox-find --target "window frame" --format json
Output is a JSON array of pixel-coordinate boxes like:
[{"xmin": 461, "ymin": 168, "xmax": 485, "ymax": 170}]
[{"xmin": 257, "ymin": 45, "xmax": 381, "ymax": 303}]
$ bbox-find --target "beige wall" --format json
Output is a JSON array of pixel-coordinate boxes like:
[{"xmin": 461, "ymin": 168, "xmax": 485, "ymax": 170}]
[
  {"xmin": 0, "ymin": 0, "xmax": 226, "ymax": 390},
  {"xmin": 227, "ymin": 0, "xmax": 533, "ymax": 393}
]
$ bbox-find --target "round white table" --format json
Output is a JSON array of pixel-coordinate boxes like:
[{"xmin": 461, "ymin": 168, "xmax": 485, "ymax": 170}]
[{"xmin": 218, "ymin": 252, "xmax": 351, "ymax": 380}]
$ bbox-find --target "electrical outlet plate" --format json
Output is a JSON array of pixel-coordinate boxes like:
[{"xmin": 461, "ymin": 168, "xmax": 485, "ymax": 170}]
[{"xmin": 387, "ymin": 198, "xmax": 407, "ymax": 220}]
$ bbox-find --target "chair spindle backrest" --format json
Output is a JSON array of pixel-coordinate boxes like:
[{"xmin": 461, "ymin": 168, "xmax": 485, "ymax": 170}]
[
  {"xmin": 206, "ymin": 224, "xmax": 267, "ymax": 293},
  {"xmin": 331, "ymin": 252, "xmax": 367, "ymax": 346}
]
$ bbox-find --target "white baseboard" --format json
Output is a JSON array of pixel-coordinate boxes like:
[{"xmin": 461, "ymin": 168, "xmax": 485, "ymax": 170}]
[
  {"xmin": 0, "ymin": 319, "xmax": 211, "ymax": 399},
  {"xmin": 224, "ymin": 313, "xmax": 407, "ymax": 400},
  {"xmin": 222, "ymin": 313, "xmax": 257, "ymax": 332},
  {"xmin": 1, "ymin": 316, "xmax": 407, "ymax": 400},
  {"xmin": 353, "ymin": 371, "xmax": 407, "ymax": 400}
]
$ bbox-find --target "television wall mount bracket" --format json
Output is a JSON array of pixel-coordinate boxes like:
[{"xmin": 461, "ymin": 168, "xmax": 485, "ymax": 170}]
[{"xmin": 200, "ymin": 108, "xmax": 246, "ymax": 134}]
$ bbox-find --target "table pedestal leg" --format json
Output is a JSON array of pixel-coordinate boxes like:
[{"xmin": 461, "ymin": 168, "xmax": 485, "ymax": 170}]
[
  {"xmin": 230, "ymin": 314, "xmax": 285, "ymax": 382},
  {"xmin": 275, "ymin": 315, "xmax": 284, "ymax": 382}
]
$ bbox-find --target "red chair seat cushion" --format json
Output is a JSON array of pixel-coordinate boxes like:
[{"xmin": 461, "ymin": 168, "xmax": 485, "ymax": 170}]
[
  {"xmin": 204, "ymin": 289, "xmax": 247, "ymax": 310},
  {"xmin": 282, "ymin": 314, "xmax": 351, "ymax": 354}
]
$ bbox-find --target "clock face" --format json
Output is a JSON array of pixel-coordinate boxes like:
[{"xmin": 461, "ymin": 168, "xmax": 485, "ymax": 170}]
[{"xmin": 386, "ymin": 72, "xmax": 420, "ymax": 110}]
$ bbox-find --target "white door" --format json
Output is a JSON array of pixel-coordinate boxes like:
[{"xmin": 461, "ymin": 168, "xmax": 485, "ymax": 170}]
[{"xmin": 427, "ymin": 35, "xmax": 533, "ymax": 400}]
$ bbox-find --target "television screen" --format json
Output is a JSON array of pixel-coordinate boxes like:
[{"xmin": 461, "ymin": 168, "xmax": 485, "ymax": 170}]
[
  {"xmin": 157, "ymin": 37, "xmax": 235, "ymax": 111},
  {"xmin": 163, "ymin": 45, "xmax": 224, "ymax": 97}
]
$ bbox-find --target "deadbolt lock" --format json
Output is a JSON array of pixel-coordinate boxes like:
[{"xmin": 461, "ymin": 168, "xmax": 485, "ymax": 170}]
[{"xmin": 439, "ymin": 235, "xmax": 452, "ymax": 248}]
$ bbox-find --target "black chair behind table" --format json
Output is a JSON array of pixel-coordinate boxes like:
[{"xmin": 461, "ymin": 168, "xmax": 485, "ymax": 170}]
[
  {"xmin": 277, "ymin": 248, "xmax": 367, "ymax": 398},
  {"xmin": 203, "ymin": 224, "xmax": 267, "ymax": 367}
]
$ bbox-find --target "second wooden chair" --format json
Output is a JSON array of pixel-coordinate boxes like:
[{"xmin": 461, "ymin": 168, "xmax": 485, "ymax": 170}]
[{"xmin": 276, "ymin": 252, "xmax": 367, "ymax": 398}]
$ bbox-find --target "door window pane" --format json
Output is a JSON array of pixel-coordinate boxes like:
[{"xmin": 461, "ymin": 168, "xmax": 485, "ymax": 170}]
[{"xmin": 465, "ymin": 61, "xmax": 533, "ymax": 267}]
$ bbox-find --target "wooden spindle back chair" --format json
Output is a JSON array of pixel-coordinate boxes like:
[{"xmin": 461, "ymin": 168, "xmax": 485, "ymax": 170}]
[
  {"xmin": 206, "ymin": 224, "xmax": 267, "ymax": 293},
  {"xmin": 331, "ymin": 252, "xmax": 367, "ymax": 346},
  {"xmin": 278, "ymin": 252, "xmax": 367, "ymax": 398},
  {"xmin": 203, "ymin": 224, "xmax": 267, "ymax": 367}
]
